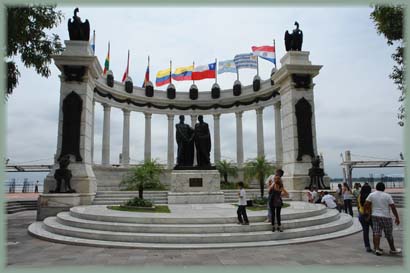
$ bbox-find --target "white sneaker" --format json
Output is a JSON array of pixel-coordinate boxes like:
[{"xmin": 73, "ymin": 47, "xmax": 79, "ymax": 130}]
[{"xmin": 390, "ymin": 248, "xmax": 402, "ymax": 255}]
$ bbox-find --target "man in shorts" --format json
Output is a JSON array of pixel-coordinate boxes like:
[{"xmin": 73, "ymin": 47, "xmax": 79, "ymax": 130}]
[{"xmin": 365, "ymin": 182, "xmax": 401, "ymax": 256}]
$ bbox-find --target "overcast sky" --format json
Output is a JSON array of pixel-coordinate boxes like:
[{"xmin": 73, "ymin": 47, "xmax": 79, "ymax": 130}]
[{"xmin": 5, "ymin": 5, "xmax": 404, "ymax": 180}]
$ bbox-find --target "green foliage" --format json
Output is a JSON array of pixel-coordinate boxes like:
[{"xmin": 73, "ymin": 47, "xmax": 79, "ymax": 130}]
[
  {"xmin": 370, "ymin": 5, "xmax": 405, "ymax": 126},
  {"xmin": 6, "ymin": 5, "xmax": 63, "ymax": 95},
  {"xmin": 253, "ymin": 197, "xmax": 268, "ymax": 206},
  {"xmin": 124, "ymin": 197, "xmax": 153, "ymax": 208},
  {"xmin": 216, "ymin": 160, "xmax": 238, "ymax": 184},
  {"xmin": 120, "ymin": 159, "xmax": 164, "ymax": 199},
  {"xmin": 244, "ymin": 156, "xmax": 275, "ymax": 198}
]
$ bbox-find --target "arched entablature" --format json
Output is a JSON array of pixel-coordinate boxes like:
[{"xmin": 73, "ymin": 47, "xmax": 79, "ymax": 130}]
[{"xmin": 92, "ymin": 76, "xmax": 281, "ymax": 115}]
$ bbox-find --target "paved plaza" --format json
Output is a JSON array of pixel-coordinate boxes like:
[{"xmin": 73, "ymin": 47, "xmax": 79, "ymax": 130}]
[{"xmin": 7, "ymin": 208, "xmax": 404, "ymax": 267}]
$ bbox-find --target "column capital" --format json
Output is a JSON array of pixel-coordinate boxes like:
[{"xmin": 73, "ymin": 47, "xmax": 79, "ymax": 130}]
[
  {"xmin": 122, "ymin": 109, "xmax": 131, "ymax": 115},
  {"xmin": 144, "ymin": 112, "xmax": 152, "ymax": 119},
  {"xmin": 167, "ymin": 113, "xmax": 175, "ymax": 120},
  {"xmin": 213, "ymin": 113, "xmax": 221, "ymax": 119},
  {"xmin": 256, "ymin": 107, "xmax": 264, "ymax": 115},
  {"xmin": 274, "ymin": 101, "xmax": 281, "ymax": 109},
  {"xmin": 235, "ymin": 111, "xmax": 243, "ymax": 118},
  {"xmin": 102, "ymin": 103, "xmax": 111, "ymax": 111}
]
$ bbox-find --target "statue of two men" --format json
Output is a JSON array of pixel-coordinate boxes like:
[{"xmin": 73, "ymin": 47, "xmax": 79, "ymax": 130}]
[{"xmin": 175, "ymin": 115, "xmax": 211, "ymax": 168}]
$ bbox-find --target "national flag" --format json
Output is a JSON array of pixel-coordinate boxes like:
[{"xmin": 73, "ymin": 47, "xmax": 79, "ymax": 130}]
[
  {"xmin": 121, "ymin": 50, "xmax": 130, "ymax": 82},
  {"xmin": 90, "ymin": 30, "xmax": 95, "ymax": 53},
  {"xmin": 251, "ymin": 45, "xmax": 276, "ymax": 64},
  {"xmin": 156, "ymin": 68, "xmax": 171, "ymax": 87},
  {"xmin": 142, "ymin": 65, "xmax": 150, "ymax": 87},
  {"xmin": 103, "ymin": 42, "xmax": 110, "ymax": 75},
  {"xmin": 234, "ymin": 53, "xmax": 257, "ymax": 69},
  {"xmin": 192, "ymin": 62, "xmax": 216, "ymax": 80},
  {"xmin": 172, "ymin": 65, "xmax": 194, "ymax": 81},
  {"xmin": 218, "ymin": 59, "xmax": 237, "ymax": 74}
]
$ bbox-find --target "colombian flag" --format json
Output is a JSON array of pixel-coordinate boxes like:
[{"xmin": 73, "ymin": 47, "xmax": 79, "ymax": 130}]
[
  {"xmin": 156, "ymin": 68, "xmax": 171, "ymax": 87},
  {"xmin": 172, "ymin": 65, "xmax": 193, "ymax": 81}
]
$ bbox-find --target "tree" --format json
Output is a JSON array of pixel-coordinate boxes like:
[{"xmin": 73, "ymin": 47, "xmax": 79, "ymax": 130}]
[
  {"xmin": 120, "ymin": 159, "xmax": 164, "ymax": 199},
  {"xmin": 370, "ymin": 5, "xmax": 405, "ymax": 126},
  {"xmin": 6, "ymin": 5, "xmax": 63, "ymax": 96},
  {"xmin": 243, "ymin": 156, "xmax": 275, "ymax": 198},
  {"xmin": 215, "ymin": 160, "xmax": 238, "ymax": 184}
]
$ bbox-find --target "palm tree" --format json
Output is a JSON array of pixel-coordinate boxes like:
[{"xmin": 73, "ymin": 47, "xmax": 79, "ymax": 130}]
[
  {"xmin": 243, "ymin": 156, "xmax": 275, "ymax": 198},
  {"xmin": 216, "ymin": 160, "xmax": 238, "ymax": 184},
  {"xmin": 120, "ymin": 159, "xmax": 164, "ymax": 199}
]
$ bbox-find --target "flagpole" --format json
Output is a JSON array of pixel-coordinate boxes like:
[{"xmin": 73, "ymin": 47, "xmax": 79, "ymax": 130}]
[
  {"xmin": 256, "ymin": 56, "xmax": 259, "ymax": 77},
  {"xmin": 215, "ymin": 58, "xmax": 217, "ymax": 84},
  {"xmin": 273, "ymin": 39, "xmax": 277, "ymax": 70},
  {"xmin": 170, "ymin": 60, "xmax": 172, "ymax": 84},
  {"xmin": 148, "ymin": 55, "xmax": 150, "ymax": 81},
  {"xmin": 236, "ymin": 67, "xmax": 239, "ymax": 81},
  {"xmin": 192, "ymin": 61, "xmax": 195, "ymax": 85},
  {"xmin": 127, "ymin": 49, "xmax": 130, "ymax": 77}
]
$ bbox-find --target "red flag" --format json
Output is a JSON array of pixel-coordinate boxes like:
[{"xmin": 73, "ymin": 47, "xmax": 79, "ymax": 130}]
[{"xmin": 122, "ymin": 50, "xmax": 130, "ymax": 82}]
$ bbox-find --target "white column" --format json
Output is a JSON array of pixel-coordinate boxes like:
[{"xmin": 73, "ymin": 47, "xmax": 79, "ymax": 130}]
[
  {"xmin": 235, "ymin": 111, "xmax": 244, "ymax": 167},
  {"xmin": 122, "ymin": 109, "xmax": 130, "ymax": 166},
  {"xmin": 101, "ymin": 103, "xmax": 111, "ymax": 166},
  {"xmin": 91, "ymin": 100, "xmax": 95, "ymax": 164},
  {"xmin": 213, "ymin": 113, "xmax": 221, "ymax": 163},
  {"xmin": 274, "ymin": 102, "xmax": 283, "ymax": 166},
  {"xmin": 256, "ymin": 107, "xmax": 265, "ymax": 158},
  {"xmin": 191, "ymin": 114, "xmax": 198, "ymax": 165},
  {"xmin": 144, "ymin": 112, "xmax": 152, "ymax": 162},
  {"xmin": 167, "ymin": 114, "xmax": 175, "ymax": 169}
]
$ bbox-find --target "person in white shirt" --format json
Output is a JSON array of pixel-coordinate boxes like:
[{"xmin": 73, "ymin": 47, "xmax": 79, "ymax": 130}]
[
  {"xmin": 321, "ymin": 191, "xmax": 337, "ymax": 209},
  {"xmin": 365, "ymin": 182, "xmax": 401, "ymax": 256},
  {"xmin": 237, "ymin": 182, "xmax": 249, "ymax": 225}
]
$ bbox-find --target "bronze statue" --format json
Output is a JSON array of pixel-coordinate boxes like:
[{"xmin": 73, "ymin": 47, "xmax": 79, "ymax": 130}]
[
  {"xmin": 68, "ymin": 8, "xmax": 90, "ymax": 41},
  {"xmin": 51, "ymin": 155, "xmax": 76, "ymax": 193},
  {"xmin": 284, "ymin": 21, "xmax": 303, "ymax": 51},
  {"xmin": 308, "ymin": 155, "xmax": 326, "ymax": 189},
  {"xmin": 175, "ymin": 115, "xmax": 194, "ymax": 167},
  {"xmin": 194, "ymin": 115, "xmax": 211, "ymax": 167}
]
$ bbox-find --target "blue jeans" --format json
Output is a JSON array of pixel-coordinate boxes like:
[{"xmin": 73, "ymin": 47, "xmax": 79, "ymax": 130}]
[{"xmin": 358, "ymin": 213, "xmax": 372, "ymax": 249}]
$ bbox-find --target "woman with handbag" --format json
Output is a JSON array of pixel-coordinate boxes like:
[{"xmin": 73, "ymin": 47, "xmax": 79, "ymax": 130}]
[
  {"xmin": 357, "ymin": 183, "xmax": 373, "ymax": 252},
  {"xmin": 269, "ymin": 169, "xmax": 289, "ymax": 232}
]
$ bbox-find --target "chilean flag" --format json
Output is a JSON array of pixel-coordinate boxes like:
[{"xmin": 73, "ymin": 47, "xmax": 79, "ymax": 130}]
[
  {"xmin": 251, "ymin": 45, "xmax": 276, "ymax": 65},
  {"xmin": 192, "ymin": 62, "xmax": 216, "ymax": 81}
]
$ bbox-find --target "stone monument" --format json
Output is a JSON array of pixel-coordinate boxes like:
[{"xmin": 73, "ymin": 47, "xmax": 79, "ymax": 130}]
[
  {"xmin": 169, "ymin": 116, "xmax": 222, "ymax": 204},
  {"xmin": 38, "ymin": 9, "xmax": 99, "ymax": 220}
]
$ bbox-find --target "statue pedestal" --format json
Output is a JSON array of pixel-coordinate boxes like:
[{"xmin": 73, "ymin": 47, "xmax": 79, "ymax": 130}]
[
  {"xmin": 36, "ymin": 193, "xmax": 83, "ymax": 221},
  {"xmin": 168, "ymin": 170, "xmax": 224, "ymax": 204}
]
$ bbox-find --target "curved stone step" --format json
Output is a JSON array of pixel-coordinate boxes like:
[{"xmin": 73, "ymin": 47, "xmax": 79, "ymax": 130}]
[
  {"xmin": 37, "ymin": 213, "xmax": 353, "ymax": 245},
  {"xmin": 55, "ymin": 209, "xmax": 340, "ymax": 234},
  {"xmin": 69, "ymin": 203, "xmax": 327, "ymax": 224}
]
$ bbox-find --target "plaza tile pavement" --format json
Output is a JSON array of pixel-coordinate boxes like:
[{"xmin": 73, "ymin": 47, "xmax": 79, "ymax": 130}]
[{"xmin": 6, "ymin": 209, "xmax": 404, "ymax": 267}]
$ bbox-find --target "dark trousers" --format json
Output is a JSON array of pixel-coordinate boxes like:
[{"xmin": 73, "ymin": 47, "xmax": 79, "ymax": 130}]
[
  {"xmin": 270, "ymin": 207, "xmax": 282, "ymax": 226},
  {"xmin": 237, "ymin": 205, "xmax": 249, "ymax": 223},
  {"xmin": 358, "ymin": 213, "xmax": 372, "ymax": 249},
  {"xmin": 344, "ymin": 199, "xmax": 353, "ymax": 216}
]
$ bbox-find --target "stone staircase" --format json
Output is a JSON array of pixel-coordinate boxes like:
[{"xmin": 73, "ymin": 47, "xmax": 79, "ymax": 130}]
[
  {"xmin": 93, "ymin": 189, "xmax": 284, "ymax": 205},
  {"xmin": 7, "ymin": 200, "xmax": 38, "ymax": 214},
  {"xmin": 28, "ymin": 202, "xmax": 361, "ymax": 249},
  {"xmin": 93, "ymin": 191, "xmax": 168, "ymax": 205}
]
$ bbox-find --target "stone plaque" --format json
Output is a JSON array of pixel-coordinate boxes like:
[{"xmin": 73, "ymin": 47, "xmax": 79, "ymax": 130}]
[{"xmin": 189, "ymin": 178, "xmax": 203, "ymax": 187}]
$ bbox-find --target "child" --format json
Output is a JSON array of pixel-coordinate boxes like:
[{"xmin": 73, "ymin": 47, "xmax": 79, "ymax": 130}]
[{"xmin": 237, "ymin": 182, "xmax": 249, "ymax": 225}]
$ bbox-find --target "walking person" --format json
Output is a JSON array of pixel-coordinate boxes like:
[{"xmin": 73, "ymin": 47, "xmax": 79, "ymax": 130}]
[
  {"xmin": 34, "ymin": 180, "xmax": 39, "ymax": 193},
  {"xmin": 236, "ymin": 182, "xmax": 249, "ymax": 225},
  {"xmin": 269, "ymin": 169, "xmax": 289, "ymax": 232},
  {"xmin": 342, "ymin": 182, "xmax": 354, "ymax": 216},
  {"xmin": 335, "ymin": 183, "xmax": 344, "ymax": 212},
  {"xmin": 365, "ymin": 182, "xmax": 401, "ymax": 256},
  {"xmin": 357, "ymin": 183, "xmax": 373, "ymax": 252},
  {"xmin": 264, "ymin": 175, "xmax": 274, "ymax": 223}
]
